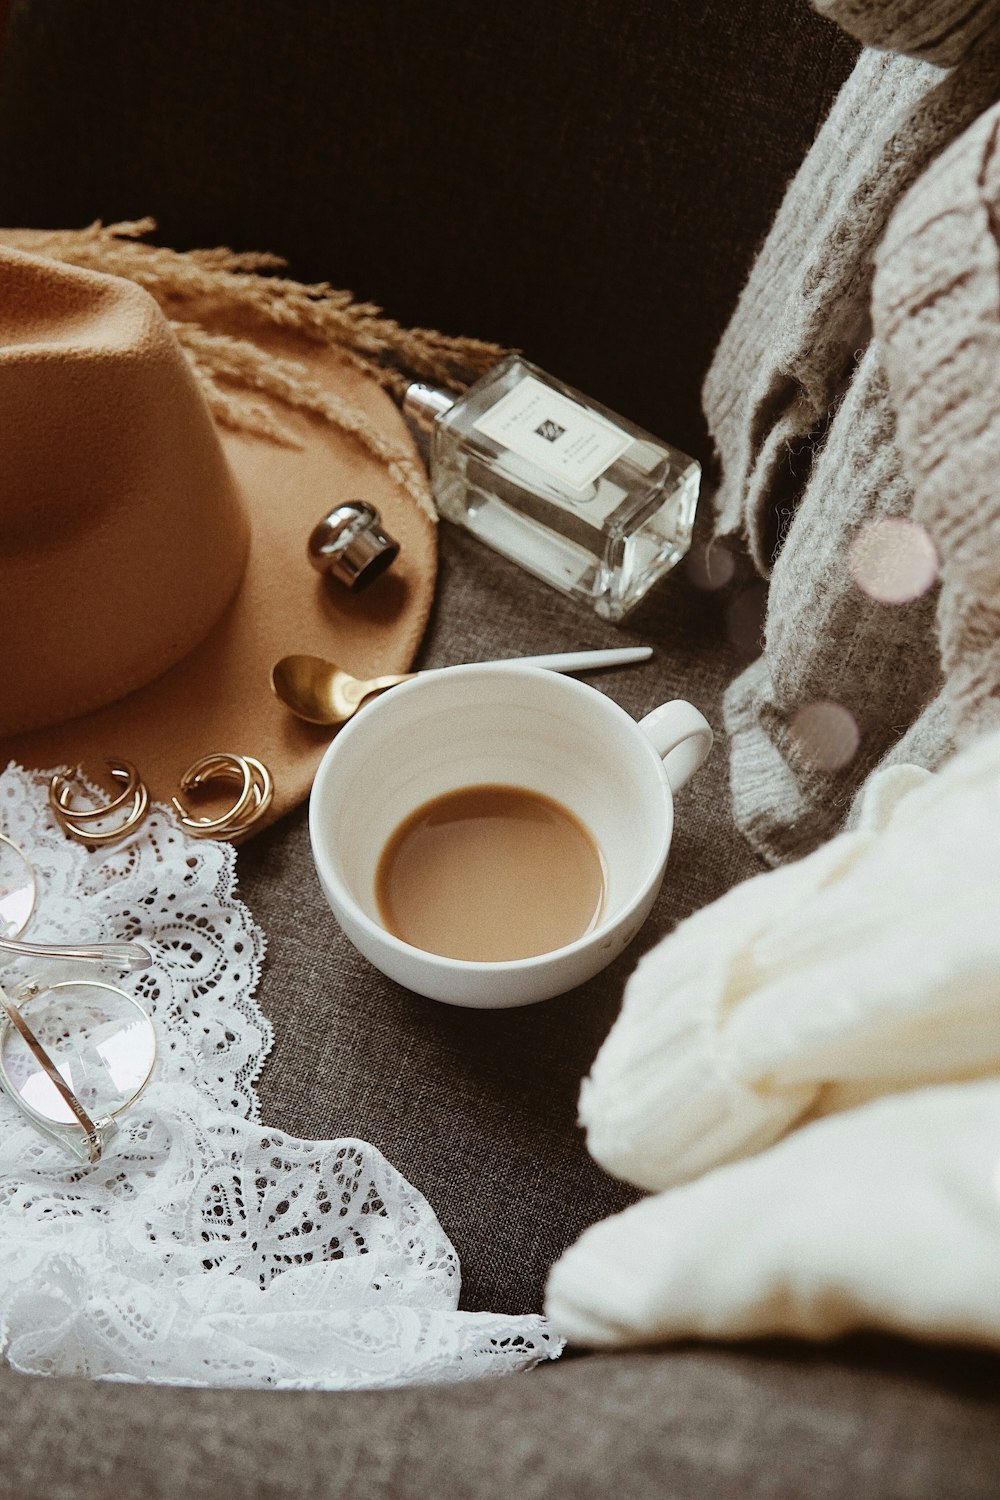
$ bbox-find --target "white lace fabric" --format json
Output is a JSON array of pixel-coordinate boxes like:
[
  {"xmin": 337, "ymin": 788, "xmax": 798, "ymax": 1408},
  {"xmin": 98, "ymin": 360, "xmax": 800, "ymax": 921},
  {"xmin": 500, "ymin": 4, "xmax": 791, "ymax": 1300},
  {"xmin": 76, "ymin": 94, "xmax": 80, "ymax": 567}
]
[{"xmin": 0, "ymin": 763, "xmax": 561, "ymax": 1388}]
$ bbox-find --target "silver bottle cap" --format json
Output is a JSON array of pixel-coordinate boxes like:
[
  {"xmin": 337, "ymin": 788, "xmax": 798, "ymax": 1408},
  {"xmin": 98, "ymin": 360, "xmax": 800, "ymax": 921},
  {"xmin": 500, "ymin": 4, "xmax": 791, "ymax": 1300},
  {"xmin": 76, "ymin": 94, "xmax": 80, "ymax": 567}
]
[
  {"xmin": 401, "ymin": 381, "xmax": 456, "ymax": 436},
  {"xmin": 307, "ymin": 502, "xmax": 400, "ymax": 590}
]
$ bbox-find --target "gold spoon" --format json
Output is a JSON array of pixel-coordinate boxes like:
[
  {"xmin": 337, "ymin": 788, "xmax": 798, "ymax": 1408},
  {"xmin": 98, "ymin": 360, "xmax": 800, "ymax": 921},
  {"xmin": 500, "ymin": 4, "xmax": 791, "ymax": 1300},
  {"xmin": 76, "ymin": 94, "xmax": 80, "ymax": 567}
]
[{"xmin": 271, "ymin": 646, "xmax": 653, "ymax": 726}]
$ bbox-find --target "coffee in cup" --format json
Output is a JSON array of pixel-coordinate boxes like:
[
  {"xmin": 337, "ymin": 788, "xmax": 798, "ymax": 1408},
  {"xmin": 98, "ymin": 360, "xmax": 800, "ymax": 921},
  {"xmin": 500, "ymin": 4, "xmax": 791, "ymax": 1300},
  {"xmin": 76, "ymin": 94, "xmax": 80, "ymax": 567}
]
[{"xmin": 374, "ymin": 783, "xmax": 607, "ymax": 961}]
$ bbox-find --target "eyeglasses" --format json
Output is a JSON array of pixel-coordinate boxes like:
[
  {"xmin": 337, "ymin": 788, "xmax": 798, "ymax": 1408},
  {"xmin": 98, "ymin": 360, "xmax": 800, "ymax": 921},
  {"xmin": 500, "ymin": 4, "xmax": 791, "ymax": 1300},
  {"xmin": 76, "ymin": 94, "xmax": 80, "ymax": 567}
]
[{"xmin": 0, "ymin": 833, "xmax": 156, "ymax": 1165}]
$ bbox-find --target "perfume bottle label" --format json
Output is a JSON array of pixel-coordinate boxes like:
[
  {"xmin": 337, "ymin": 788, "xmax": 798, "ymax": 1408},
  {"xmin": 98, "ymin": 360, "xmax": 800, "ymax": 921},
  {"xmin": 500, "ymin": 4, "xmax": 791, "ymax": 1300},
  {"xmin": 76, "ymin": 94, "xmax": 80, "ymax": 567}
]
[{"xmin": 472, "ymin": 375, "xmax": 631, "ymax": 494}]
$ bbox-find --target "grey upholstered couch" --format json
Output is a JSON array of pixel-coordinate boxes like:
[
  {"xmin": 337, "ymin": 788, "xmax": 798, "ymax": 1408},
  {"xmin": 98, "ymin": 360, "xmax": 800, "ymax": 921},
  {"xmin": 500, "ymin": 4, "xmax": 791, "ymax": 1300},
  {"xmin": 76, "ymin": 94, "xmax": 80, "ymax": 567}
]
[{"xmin": 1, "ymin": 3, "xmax": 998, "ymax": 1495}]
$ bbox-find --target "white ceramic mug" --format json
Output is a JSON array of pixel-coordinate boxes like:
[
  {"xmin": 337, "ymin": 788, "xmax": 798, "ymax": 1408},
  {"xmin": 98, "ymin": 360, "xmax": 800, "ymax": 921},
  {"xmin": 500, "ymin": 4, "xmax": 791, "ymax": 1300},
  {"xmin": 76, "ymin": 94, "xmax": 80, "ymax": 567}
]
[{"xmin": 308, "ymin": 663, "xmax": 712, "ymax": 1008}]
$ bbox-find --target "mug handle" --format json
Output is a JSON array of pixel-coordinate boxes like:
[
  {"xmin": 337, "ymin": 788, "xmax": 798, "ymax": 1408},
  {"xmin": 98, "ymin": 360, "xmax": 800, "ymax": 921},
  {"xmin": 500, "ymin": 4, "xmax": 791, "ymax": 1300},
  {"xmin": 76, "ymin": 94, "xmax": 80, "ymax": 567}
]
[{"xmin": 638, "ymin": 700, "xmax": 714, "ymax": 794}]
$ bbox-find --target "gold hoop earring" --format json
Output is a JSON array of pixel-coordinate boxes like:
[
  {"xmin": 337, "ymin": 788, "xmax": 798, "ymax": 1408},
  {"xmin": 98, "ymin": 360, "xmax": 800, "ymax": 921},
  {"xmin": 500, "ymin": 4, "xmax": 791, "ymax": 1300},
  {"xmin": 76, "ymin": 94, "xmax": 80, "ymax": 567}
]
[
  {"xmin": 171, "ymin": 753, "xmax": 273, "ymax": 841},
  {"xmin": 49, "ymin": 760, "xmax": 149, "ymax": 847}
]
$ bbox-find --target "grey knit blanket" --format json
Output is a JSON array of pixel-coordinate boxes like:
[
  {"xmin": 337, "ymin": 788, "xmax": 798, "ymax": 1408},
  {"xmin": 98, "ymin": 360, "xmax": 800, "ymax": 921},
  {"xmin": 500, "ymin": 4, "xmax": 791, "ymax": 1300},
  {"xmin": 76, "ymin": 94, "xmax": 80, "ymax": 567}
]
[{"xmin": 705, "ymin": 0, "xmax": 1000, "ymax": 863}]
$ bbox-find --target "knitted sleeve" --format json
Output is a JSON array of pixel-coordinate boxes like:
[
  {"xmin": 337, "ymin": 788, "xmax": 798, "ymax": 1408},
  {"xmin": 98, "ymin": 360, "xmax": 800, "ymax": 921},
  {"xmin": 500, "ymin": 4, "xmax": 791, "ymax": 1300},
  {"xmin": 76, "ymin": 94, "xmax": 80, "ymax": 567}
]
[
  {"xmin": 813, "ymin": 0, "xmax": 1000, "ymax": 67},
  {"xmin": 873, "ymin": 100, "xmax": 1000, "ymax": 742},
  {"xmin": 701, "ymin": 23, "xmax": 1000, "ymax": 862}
]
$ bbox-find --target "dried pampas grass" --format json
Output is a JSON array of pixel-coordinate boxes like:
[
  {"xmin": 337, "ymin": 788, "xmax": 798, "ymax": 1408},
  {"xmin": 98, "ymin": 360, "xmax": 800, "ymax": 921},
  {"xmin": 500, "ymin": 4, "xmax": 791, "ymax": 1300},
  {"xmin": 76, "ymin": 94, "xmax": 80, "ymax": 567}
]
[{"xmin": 14, "ymin": 218, "xmax": 509, "ymax": 521}]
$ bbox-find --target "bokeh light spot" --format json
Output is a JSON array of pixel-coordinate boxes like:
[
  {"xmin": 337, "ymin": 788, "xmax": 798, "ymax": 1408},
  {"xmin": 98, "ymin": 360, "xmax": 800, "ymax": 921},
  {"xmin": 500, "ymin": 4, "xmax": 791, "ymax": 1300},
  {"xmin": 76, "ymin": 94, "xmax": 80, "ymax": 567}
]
[
  {"xmin": 848, "ymin": 517, "xmax": 939, "ymax": 605},
  {"xmin": 788, "ymin": 700, "xmax": 860, "ymax": 773}
]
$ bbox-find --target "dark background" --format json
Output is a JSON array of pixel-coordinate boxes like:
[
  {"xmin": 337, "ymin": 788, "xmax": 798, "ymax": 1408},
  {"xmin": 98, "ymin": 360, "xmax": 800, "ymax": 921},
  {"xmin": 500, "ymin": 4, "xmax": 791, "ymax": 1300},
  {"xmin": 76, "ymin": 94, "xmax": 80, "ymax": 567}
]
[{"xmin": 0, "ymin": 0, "xmax": 854, "ymax": 463}]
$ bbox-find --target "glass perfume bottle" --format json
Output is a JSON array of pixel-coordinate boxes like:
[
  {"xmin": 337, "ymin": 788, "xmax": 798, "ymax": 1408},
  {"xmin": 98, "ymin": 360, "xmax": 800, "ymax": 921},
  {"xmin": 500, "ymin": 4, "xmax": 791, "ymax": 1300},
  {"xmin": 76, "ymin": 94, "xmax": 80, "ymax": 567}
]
[{"xmin": 403, "ymin": 355, "xmax": 700, "ymax": 621}]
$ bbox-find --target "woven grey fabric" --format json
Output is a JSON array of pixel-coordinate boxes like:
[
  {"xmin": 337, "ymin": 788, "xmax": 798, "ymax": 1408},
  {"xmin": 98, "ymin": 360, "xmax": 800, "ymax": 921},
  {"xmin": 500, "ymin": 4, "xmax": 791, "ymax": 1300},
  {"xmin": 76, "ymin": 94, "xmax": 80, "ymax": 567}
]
[
  {"xmin": 2, "ymin": 1342, "xmax": 998, "ymax": 1500},
  {"xmin": 704, "ymin": 23, "xmax": 1000, "ymax": 865}
]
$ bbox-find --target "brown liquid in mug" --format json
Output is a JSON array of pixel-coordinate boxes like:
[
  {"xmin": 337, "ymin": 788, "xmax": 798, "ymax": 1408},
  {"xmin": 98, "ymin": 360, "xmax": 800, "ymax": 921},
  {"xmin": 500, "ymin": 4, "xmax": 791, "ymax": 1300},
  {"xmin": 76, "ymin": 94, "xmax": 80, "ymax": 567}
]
[{"xmin": 375, "ymin": 784, "xmax": 606, "ymax": 962}]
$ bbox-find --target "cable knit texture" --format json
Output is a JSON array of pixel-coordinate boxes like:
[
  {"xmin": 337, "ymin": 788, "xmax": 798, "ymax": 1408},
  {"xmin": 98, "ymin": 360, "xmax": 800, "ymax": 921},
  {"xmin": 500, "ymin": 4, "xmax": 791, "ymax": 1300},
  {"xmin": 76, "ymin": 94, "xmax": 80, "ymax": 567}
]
[
  {"xmin": 704, "ymin": 6, "xmax": 1000, "ymax": 864},
  {"xmin": 813, "ymin": 0, "xmax": 1000, "ymax": 64},
  {"xmin": 546, "ymin": 731, "xmax": 1000, "ymax": 1349},
  {"xmin": 872, "ymin": 101, "xmax": 1000, "ymax": 740},
  {"xmin": 547, "ymin": 1078, "xmax": 1000, "ymax": 1348}
]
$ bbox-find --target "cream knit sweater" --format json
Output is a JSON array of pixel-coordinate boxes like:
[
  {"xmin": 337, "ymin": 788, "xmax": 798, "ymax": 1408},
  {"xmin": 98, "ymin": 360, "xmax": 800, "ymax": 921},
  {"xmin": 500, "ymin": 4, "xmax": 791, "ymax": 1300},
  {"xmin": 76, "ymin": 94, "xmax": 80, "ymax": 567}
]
[{"xmin": 546, "ymin": 730, "xmax": 1000, "ymax": 1350}]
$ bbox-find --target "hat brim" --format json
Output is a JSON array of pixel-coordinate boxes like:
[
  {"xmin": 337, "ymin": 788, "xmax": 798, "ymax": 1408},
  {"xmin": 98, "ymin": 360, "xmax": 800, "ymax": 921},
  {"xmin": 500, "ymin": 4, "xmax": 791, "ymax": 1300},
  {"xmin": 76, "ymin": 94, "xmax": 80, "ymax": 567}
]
[{"xmin": 0, "ymin": 315, "xmax": 437, "ymax": 835}]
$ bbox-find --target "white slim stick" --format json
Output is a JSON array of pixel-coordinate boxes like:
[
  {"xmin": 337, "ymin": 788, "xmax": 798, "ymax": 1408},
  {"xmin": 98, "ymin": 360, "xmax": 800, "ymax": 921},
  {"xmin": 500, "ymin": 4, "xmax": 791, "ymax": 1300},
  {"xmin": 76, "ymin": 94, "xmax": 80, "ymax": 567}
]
[{"xmin": 481, "ymin": 646, "xmax": 653, "ymax": 673}]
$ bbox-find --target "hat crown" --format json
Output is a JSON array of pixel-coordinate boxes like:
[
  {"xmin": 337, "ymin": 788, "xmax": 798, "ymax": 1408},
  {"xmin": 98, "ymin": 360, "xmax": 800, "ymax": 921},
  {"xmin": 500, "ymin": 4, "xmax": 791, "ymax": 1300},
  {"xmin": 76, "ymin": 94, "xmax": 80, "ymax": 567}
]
[{"xmin": 0, "ymin": 248, "xmax": 250, "ymax": 737}]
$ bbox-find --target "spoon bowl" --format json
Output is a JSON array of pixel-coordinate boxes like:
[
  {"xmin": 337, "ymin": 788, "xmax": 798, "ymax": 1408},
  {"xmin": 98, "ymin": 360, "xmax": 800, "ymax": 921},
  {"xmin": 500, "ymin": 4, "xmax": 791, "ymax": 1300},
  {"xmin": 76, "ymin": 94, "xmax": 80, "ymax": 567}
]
[
  {"xmin": 272, "ymin": 656, "xmax": 414, "ymax": 726},
  {"xmin": 271, "ymin": 646, "xmax": 653, "ymax": 727}
]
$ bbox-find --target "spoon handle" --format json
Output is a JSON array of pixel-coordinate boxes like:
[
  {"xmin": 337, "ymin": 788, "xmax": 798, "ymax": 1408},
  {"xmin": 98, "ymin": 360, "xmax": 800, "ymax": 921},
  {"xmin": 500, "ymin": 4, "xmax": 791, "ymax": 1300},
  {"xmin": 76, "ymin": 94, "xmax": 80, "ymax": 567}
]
[{"xmin": 492, "ymin": 646, "xmax": 653, "ymax": 673}]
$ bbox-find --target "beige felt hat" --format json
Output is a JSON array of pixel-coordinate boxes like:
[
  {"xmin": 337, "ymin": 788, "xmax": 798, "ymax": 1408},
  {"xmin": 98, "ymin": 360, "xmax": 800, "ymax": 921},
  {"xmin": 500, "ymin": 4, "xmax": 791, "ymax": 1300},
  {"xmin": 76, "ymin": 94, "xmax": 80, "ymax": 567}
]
[{"xmin": 0, "ymin": 238, "xmax": 438, "ymax": 833}]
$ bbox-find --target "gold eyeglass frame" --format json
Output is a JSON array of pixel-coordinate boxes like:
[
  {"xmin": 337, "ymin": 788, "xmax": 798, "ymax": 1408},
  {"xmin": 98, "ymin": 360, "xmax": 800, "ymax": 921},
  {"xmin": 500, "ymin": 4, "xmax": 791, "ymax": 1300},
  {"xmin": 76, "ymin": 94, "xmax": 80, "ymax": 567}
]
[
  {"xmin": 0, "ymin": 977, "xmax": 157, "ymax": 1165},
  {"xmin": 0, "ymin": 832, "xmax": 155, "ymax": 1164}
]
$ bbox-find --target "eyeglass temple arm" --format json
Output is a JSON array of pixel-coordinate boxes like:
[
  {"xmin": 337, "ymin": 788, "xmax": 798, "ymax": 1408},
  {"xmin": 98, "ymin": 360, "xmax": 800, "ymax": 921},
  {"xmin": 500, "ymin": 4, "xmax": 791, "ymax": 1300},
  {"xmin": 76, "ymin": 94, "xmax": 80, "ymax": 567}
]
[
  {"xmin": 0, "ymin": 984, "xmax": 101, "ymax": 1162},
  {"xmin": 0, "ymin": 937, "xmax": 152, "ymax": 972}
]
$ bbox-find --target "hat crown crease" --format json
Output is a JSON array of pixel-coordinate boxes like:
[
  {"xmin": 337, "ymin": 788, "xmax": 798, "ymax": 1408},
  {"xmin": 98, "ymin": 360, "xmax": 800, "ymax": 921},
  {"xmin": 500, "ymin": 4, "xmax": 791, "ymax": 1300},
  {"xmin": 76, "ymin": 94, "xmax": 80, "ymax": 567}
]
[{"xmin": 0, "ymin": 246, "xmax": 251, "ymax": 739}]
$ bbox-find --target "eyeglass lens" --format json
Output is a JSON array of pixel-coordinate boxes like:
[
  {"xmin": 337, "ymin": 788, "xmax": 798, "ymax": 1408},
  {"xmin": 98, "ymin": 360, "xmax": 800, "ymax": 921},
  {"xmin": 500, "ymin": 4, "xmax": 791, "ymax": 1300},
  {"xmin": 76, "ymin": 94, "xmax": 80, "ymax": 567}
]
[
  {"xmin": 0, "ymin": 835, "xmax": 36, "ymax": 940},
  {"xmin": 0, "ymin": 982, "xmax": 155, "ymax": 1126}
]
